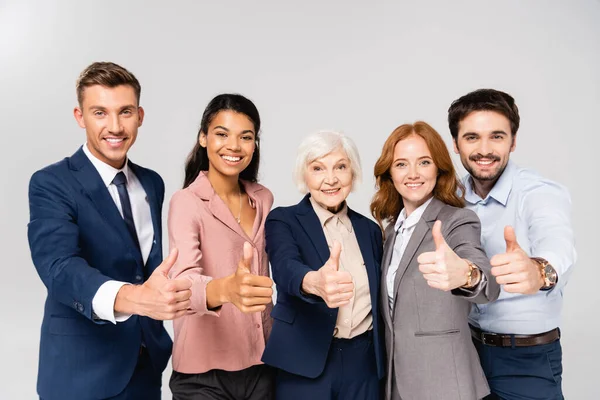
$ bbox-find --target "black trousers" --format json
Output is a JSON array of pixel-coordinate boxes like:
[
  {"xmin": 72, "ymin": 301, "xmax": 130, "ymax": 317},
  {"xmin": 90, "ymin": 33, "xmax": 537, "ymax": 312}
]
[{"xmin": 170, "ymin": 364, "xmax": 275, "ymax": 400}]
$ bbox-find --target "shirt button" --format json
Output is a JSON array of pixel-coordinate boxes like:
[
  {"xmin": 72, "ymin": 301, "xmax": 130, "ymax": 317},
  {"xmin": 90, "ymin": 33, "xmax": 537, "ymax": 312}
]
[
  {"xmin": 135, "ymin": 275, "xmax": 143, "ymax": 282},
  {"xmin": 153, "ymin": 239, "xmax": 157, "ymax": 244},
  {"xmin": 344, "ymin": 319, "xmax": 350, "ymax": 325}
]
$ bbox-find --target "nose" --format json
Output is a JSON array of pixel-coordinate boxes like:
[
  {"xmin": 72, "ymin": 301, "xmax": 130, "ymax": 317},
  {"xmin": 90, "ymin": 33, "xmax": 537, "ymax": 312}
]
[
  {"xmin": 478, "ymin": 138, "xmax": 491, "ymax": 155},
  {"xmin": 226, "ymin": 136, "xmax": 241, "ymax": 152},
  {"xmin": 324, "ymin": 169, "xmax": 339, "ymax": 185},
  {"xmin": 108, "ymin": 114, "xmax": 123, "ymax": 134},
  {"xmin": 407, "ymin": 164, "xmax": 420, "ymax": 180}
]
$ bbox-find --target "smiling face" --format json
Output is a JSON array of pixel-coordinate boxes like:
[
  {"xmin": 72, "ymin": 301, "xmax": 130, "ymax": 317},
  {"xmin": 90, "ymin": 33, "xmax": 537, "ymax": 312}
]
[
  {"xmin": 390, "ymin": 134, "xmax": 438, "ymax": 215},
  {"xmin": 74, "ymin": 84, "xmax": 143, "ymax": 169},
  {"xmin": 453, "ymin": 110, "xmax": 516, "ymax": 184},
  {"xmin": 199, "ymin": 110, "xmax": 256, "ymax": 180},
  {"xmin": 305, "ymin": 148, "xmax": 353, "ymax": 213}
]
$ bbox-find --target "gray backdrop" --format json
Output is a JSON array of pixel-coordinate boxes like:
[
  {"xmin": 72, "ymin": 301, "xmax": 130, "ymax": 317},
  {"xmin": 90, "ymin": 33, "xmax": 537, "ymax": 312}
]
[{"xmin": 1, "ymin": 0, "xmax": 598, "ymax": 398}]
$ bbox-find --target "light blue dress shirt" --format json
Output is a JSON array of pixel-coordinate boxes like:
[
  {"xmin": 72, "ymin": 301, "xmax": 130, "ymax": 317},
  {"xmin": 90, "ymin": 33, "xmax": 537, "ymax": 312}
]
[{"xmin": 465, "ymin": 160, "xmax": 576, "ymax": 334}]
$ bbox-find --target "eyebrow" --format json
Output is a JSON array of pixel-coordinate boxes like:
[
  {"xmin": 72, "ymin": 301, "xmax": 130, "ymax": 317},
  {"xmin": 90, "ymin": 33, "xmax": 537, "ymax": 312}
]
[
  {"xmin": 392, "ymin": 156, "xmax": 432, "ymax": 163},
  {"xmin": 212, "ymin": 126, "xmax": 255, "ymax": 135},
  {"xmin": 88, "ymin": 104, "xmax": 136, "ymax": 111},
  {"xmin": 462, "ymin": 130, "xmax": 508, "ymax": 136}
]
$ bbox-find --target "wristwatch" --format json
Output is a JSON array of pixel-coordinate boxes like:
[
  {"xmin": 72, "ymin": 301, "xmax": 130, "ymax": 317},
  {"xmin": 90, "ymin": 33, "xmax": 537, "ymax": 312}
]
[
  {"xmin": 463, "ymin": 260, "xmax": 481, "ymax": 288},
  {"xmin": 531, "ymin": 257, "xmax": 558, "ymax": 290}
]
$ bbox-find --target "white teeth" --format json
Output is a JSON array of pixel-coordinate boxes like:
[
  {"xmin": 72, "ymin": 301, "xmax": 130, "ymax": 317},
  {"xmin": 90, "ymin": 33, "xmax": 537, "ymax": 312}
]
[
  {"xmin": 105, "ymin": 138, "xmax": 124, "ymax": 143},
  {"xmin": 406, "ymin": 183, "xmax": 423, "ymax": 188},
  {"xmin": 222, "ymin": 155, "xmax": 241, "ymax": 162},
  {"xmin": 476, "ymin": 160, "xmax": 494, "ymax": 165},
  {"xmin": 322, "ymin": 189, "xmax": 339, "ymax": 193}
]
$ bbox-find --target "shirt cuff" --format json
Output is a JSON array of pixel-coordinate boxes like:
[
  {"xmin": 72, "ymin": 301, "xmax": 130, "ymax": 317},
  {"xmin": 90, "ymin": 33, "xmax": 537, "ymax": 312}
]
[
  {"xmin": 455, "ymin": 271, "xmax": 487, "ymax": 296},
  {"xmin": 92, "ymin": 281, "xmax": 133, "ymax": 324}
]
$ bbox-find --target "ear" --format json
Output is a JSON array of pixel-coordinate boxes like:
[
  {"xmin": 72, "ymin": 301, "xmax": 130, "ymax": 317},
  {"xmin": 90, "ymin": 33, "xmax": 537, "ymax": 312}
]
[
  {"xmin": 199, "ymin": 131, "xmax": 207, "ymax": 148},
  {"xmin": 452, "ymin": 138, "xmax": 459, "ymax": 154},
  {"xmin": 137, "ymin": 106, "xmax": 145, "ymax": 127},
  {"xmin": 73, "ymin": 107, "xmax": 85, "ymax": 128},
  {"xmin": 510, "ymin": 134, "xmax": 517, "ymax": 152}
]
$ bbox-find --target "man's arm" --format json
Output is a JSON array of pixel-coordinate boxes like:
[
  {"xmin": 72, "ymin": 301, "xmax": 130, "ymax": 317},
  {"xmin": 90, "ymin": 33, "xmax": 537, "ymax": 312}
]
[
  {"xmin": 523, "ymin": 181, "xmax": 576, "ymax": 292},
  {"xmin": 28, "ymin": 170, "xmax": 114, "ymax": 323}
]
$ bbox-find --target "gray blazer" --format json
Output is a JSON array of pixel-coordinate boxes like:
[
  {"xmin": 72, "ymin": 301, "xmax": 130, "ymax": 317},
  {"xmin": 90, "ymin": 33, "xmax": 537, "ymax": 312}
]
[{"xmin": 382, "ymin": 198, "xmax": 500, "ymax": 400}]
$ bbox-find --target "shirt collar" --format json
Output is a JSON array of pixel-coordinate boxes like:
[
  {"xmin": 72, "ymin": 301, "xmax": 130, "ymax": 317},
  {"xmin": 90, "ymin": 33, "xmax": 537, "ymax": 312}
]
[
  {"xmin": 82, "ymin": 143, "xmax": 131, "ymax": 187},
  {"xmin": 394, "ymin": 196, "xmax": 434, "ymax": 232},
  {"xmin": 464, "ymin": 160, "xmax": 516, "ymax": 206},
  {"xmin": 309, "ymin": 196, "xmax": 353, "ymax": 233}
]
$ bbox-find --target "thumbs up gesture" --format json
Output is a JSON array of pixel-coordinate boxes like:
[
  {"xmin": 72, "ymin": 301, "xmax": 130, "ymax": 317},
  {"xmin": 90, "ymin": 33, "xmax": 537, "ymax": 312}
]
[
  {"xmin": 417, "ymin": 221, "xmax": 473, "ymax": 291},
  {"xmin": 115, "ymin": 248, "xmax": 194, "ymax": 320},
  {"xmin": 226, "ymin": 242, "xmax": 274, "ymax": 313},
  {"xmin": 301, "ymin": 241, "xmax": 355, "ymax": 308},
  {"xmin": 490, "ymin": 226, "xmax": 544, "ymax": 294}
]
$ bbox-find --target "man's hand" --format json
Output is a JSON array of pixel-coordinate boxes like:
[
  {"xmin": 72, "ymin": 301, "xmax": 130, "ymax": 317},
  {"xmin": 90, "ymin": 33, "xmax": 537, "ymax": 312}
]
[
  {"xmin": 224, "ymin": 242, "xmax": 274, "ymax": 313},
  {"xmin": 115, "ymin": 248, "xmax": 193, "ymax": 320},
  {"xmin": 491, "ymin": 226, "xmax": 544, "ymax": 294},
  {"xmin": 418, "ymin": 220, "xmax": 472, "ymax": 291},
  {"xmin": 301, "ymin": 241, "xmax": 354, "ymax": 308}
]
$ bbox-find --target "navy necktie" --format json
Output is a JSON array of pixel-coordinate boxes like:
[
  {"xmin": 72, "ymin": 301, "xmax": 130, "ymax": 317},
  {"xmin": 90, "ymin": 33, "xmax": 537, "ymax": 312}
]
[{"xmin": 112, "ymin": 172, "xmax": 141, "ymax": 251}]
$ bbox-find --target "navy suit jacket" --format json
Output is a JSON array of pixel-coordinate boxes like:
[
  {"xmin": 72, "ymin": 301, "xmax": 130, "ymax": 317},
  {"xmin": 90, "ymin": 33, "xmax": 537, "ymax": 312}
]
[
  {"xmin": 262, "ymin": 195, "xmax": 385, "ymax": 379},
  {"xmin": 27, "ymin": 147, "xmax": 172, "ymax": 400}
]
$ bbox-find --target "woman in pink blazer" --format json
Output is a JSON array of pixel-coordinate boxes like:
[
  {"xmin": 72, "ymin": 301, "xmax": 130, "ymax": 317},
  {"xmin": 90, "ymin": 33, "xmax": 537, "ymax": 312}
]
[{"xmin": 167, "ymin": 94, "xmax": 275, "ymax": 400}]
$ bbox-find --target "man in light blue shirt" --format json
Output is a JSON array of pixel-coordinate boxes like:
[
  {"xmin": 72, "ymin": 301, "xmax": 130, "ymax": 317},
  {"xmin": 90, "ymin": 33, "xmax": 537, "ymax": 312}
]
[{"xmin": 447, "ymin": 89, "xmax": 576, "ymax": 400}]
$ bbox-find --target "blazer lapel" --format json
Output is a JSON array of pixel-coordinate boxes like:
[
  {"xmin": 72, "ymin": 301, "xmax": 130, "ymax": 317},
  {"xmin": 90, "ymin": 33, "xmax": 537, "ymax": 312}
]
[
  {"xmin": 69, "ymin": 148, "xmax": 144, "ymax": 268},
  {"xmin": 192, "ymin": 172, "xmax": 258, "ymax": 243},
  {"xmin": 295, "ymin": 195, "xmax": 330, "ymax": 265},
  {"xmin": 380, "ymin": 223, "xmax": 397, "ymax": 326},
  {"xmin": 392, "ymin": 198, "xmax": 444, "ymax": 310},
  {"xmin": 348, "ymin": 209, "xmax": 379, "ymax": 315}
]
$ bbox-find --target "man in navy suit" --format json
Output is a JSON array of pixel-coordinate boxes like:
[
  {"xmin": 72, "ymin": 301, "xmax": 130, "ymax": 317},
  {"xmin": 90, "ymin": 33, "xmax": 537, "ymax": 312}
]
[{"xmin": 28, "ymin": 62, "xmax": 192, "ymax": 400}]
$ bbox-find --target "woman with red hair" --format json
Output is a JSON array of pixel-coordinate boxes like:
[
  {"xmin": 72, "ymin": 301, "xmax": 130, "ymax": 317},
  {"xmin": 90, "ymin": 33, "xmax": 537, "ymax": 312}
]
[{"xmin": 371, "ymin": 121, "xmax": 499, "ymax": 400}]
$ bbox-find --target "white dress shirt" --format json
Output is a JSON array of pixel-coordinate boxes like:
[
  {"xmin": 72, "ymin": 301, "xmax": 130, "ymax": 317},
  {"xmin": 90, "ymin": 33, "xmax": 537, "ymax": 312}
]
[
  {"xmin": 83, "ymin": 144, "xmax": 154, "ymax": 324},
  {"xmin": 386, "ymin": 197, "xmax": 434, "ymax": 311}
]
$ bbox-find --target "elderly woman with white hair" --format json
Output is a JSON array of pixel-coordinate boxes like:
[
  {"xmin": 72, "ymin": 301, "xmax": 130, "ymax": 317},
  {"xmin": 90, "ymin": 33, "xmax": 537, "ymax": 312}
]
[{"xmin": 261, "ymin": 131, "xmax": 385, "ymax": 400}]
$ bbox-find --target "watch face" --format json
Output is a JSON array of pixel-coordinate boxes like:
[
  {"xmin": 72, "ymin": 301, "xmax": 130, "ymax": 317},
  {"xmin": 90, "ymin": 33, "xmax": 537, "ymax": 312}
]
[{"xmin": 544, "ymin": 264, "xmax": 558, "ymax": 283}]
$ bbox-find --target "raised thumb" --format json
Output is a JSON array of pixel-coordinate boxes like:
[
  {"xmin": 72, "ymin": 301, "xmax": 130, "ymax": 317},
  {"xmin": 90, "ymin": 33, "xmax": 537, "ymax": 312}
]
[
  {"xmin": 237, "ymin": 242, "xmax": 253, "ymax": 273},
  {"xmin": 156, "ymin": 248, "xmax": 179, "ymax": 277},
  {"xmin": 326, "ymin": 241, "xmax": 342, "ymax": 271},
  {"xmin": 432, "ymin": 220, "xmax": 447, "ymax": 251},
  {"xmin": 504, "ymin": 225, "xmax": 520, "ymax": 252}
]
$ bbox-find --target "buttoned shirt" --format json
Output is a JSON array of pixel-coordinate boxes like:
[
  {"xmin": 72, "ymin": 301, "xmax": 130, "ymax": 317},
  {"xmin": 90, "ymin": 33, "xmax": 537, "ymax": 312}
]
[
  {"xmin": 83, "ymin": 144, "xmax": 154, "ymax": 324},
  {"xmin": 465, "ymin": 161, "xmax": 576, "ymax": 334},
  {"xmin": 386, "ymin": 197, "xmax": 434, "ymax": 311},
  {"xmin": 310, "ymin": 198, "xmax": 372, "ymax": 339}
]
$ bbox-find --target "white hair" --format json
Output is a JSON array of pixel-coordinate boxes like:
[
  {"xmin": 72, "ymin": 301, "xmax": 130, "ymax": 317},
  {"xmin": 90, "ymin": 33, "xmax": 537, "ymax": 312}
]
[{"xmin": 293, "ymin": 130, "xmax": 363, "ymax": 193}]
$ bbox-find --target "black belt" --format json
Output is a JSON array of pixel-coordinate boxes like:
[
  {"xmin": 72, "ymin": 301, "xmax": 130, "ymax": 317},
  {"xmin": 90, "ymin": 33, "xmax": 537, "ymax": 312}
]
[{"xmin": 470, "ymin": 325, "xmax": 560, "ymax": 347}]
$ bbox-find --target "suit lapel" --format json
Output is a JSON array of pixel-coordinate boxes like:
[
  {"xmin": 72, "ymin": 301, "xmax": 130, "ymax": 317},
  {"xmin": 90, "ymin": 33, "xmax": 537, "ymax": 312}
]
[
  {"xmin": 295, "ymin": 195, "xmax": 329, "ymax": 265},
  {"xmin": 130, "ymin": 162, "xmax": 160, "ymax": 267},
  {"xmin": 381, "ymin": 223, "xmax": 397, "ymax": 327},
  {"xmin": 392, "ymin": 198, "xmax": 444, "ymax": 311},
  {"xmin": 348, "ymin": 209, "xmax": 379, "ymax": 319},
  {"xmin": 69, "ymin": 148, "xmax": 144, "ymax": 269}
]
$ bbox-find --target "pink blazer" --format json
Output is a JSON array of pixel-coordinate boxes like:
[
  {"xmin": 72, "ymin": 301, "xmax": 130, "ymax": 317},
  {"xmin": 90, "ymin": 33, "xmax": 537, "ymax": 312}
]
[{"xmin": 167, "ymin": 171, "xmax": 274, "ymax": 373}]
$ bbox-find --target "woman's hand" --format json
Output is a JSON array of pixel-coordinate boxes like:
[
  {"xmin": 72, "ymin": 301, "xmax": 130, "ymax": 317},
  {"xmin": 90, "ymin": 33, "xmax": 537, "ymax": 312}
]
[
  {"xmin": 417, "ymin": 221, "xmax": 480, "ymax": 291},
  {"xmin": 207, "ymin": 242, "xmax": 274, "ymax": 312},
  {"xmin": 301, "ymin": 241, "xmax": 354, "ymax": 308}
]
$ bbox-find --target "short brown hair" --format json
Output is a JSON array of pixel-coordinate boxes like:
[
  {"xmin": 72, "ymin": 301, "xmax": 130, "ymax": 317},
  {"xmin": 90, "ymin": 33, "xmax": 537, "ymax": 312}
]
[
  {"xmin": 76, "ymin": 61, "xmax": 141, "ymax": 106},
  {"xmin": 448, "ymin": 88, "xmax": 519, "ymax": 140},
  {"xmin": 370, "ymin": 121, "xmax": 465, "ymax": 229}
]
